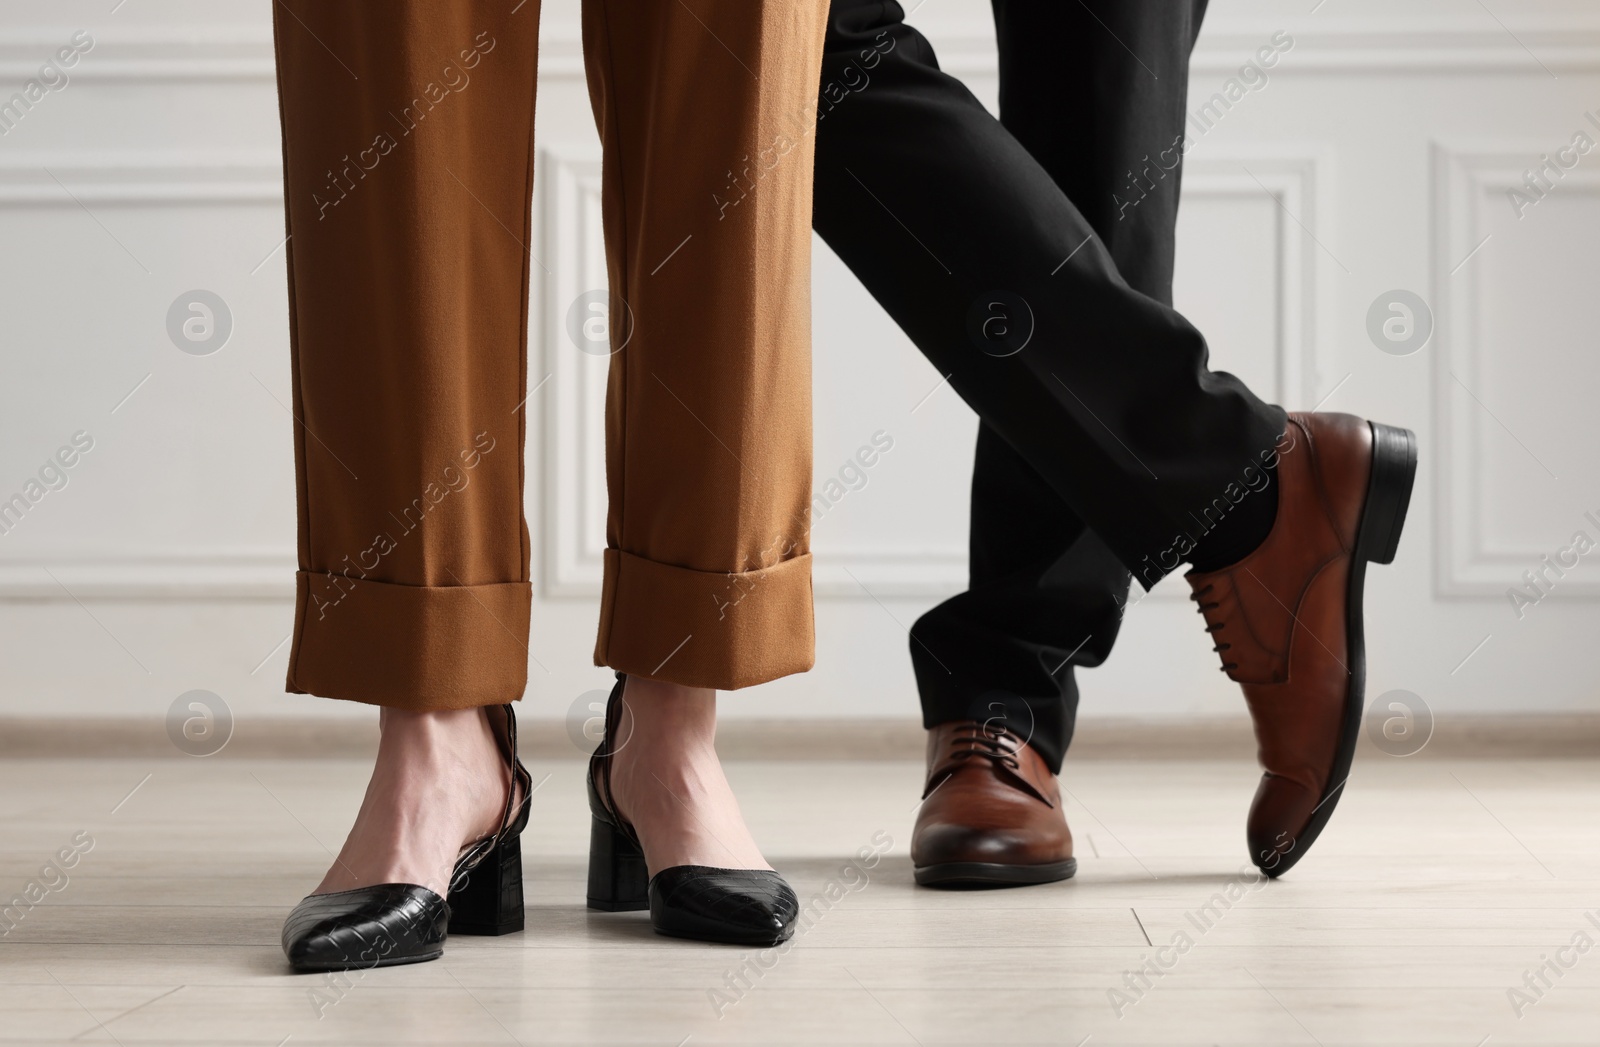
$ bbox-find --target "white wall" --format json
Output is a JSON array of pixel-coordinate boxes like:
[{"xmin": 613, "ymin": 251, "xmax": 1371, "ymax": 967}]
[{"xmin": 1, "ymin": 0, "xmax": 1598, "ymax": 729}]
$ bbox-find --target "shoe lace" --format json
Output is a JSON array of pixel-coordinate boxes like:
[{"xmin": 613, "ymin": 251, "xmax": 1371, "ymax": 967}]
[
  {"xmin": 948, "ymin": 721, "xmax": 1023, "ymax": 771},
  {"xmin": 1189, "ymin": 583, "xmax": 1239, "ymax": 673}
]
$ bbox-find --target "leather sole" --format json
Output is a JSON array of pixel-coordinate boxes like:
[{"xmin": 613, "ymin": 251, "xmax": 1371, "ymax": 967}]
[
  {"xmin": 652, "ymin": 921, "xmax": 796, "ymax": 947},
  {"xmin": 292, "ymin": 948, "xmax": 444, "ymax": 973},
  {"xmin": 1261, "ymin": 420, "xmax": 1417, "ymax": 878},
  {"xmin": 913, "ymin": 857, "xmax": 1077, "ymax": 888}
]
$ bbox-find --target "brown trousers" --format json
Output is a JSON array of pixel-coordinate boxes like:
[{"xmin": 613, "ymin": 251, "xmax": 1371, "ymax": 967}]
[{"xmin": 273, "ymin": 1, "xmax": 825, "ymax": 709}]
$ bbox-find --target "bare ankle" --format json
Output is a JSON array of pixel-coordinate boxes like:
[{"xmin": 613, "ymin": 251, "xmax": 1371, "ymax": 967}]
[
  {"xmin": 378, "ymin": 706, "xmax": 489, "ymax": 740},
  {"xmin": 618, "ymin": 678, "xmax": 717, "ymax": 743},
  {"xmin": 600, "ymin": 678, "xmax": 769, "ymax": 873},
  {"xmin": 314, "ymin": 704, "xmax": 514, "ymax": 896}
]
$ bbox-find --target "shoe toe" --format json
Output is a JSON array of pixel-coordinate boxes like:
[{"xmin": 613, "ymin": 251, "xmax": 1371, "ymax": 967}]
[
  {"xmin": 283, "ymin": 923, "xmax": 361, "ymax": 971},
  {"xmin": 281, "ymin": 884, "xmax": 448, "ymax": 971},
  {"xmin": 1247, "ymin": 774, "xmax": 1320, "ymax": 876},
  {"xmin": 650, "ymin": 866, "xmax": 798, "ymax": 945},
  {"xmin": 914, "ymin": 820, "xmax": 1037, "ymax": 867}
]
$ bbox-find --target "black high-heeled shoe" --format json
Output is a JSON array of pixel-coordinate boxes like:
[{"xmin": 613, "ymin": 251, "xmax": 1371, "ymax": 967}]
[
  {"xmin": 282, "ymin": 703, "xmax": 533, "ymax": 972},
  {"xmin": 587, "ymin": 674, "xmax": 798, "ymax": 946}
]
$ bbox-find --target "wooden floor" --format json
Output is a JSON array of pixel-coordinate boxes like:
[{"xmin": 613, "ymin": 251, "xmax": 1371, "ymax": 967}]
[{"xmin": 1, "ymin": 754, "xmax": 1597, "ymax": 1045}]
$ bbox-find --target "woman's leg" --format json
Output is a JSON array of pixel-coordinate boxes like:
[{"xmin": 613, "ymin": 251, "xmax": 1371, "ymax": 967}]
[
  {"xmin": 314, "ymin": 708, "xmax": 513, "ymax": 895},
  {"xmin": 605, "ymin": 680, "xmax": 769, "ymax": 872},
  {"xmin": 582, "ymin": 0, "xmax": 829, "ymax": 875},
  {"xmin": 586, "ymin": 0, "xmax": 827, "ymax": 689},
  {"xmin": 273, "ymin": 0, "xmax": 542, "ymax": 897}
]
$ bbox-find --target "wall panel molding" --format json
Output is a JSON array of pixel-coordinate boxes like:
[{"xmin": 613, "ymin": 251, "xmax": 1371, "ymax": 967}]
[
  {"xmin": 538, "ymin": 146, "xmax": 608, "ymax": 599},
  {"xmin": 0, "ymin": 158, "xmax": 290, "ymax": 600},
  {"xmin": 0, "ymin": 552, "xmax": 289, "ymax": 600},
  {"xmin": 0, "ymin": 156, "xmax": 281, "ymax": 205},
  {"xmin": 1182, "ymin": 154, "xmax": 1327, "ymax": 409},
  {"xmin": 1431, "ymin": 143, "xmax": 1600, "ymax": 599}
]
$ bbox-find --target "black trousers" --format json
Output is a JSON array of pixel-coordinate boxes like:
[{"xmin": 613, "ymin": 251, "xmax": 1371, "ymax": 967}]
[{"xmin": 812, "ymin": 0, "xmax": 1286, "ymax": 771}]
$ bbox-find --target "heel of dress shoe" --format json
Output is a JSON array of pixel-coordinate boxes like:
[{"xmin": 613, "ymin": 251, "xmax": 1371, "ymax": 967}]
[
  {"xmin": 447, "ymin": 835, "xmax": 525, "ymax": 936},
  {"xmin": 587, "ymin": 816, "xmax": 649, "ymax": 912},
  {"xmin": 1360, "ymin": 422, "xmax": 1418, "ymax": 565}
]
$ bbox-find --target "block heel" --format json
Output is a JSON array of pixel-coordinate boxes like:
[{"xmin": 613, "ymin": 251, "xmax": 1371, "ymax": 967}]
[
  {"xmin": 448, "ymin": 835, "xmax": 526, "ymax": 936},
  {"xmin": 586, "ymin": 815, "xmax": 649, "ymax": 912},
  {"xmin": 586, "ymin": 674, "xmax": 799, "ymax": 944},
  {"xmin": 1360, "ymin": 422, "xmax": 1418, "ymax": 565}
]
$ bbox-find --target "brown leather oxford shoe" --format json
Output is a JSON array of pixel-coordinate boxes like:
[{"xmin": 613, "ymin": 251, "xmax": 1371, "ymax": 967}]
[
  {"xmin": 1187, "ymin": 412, "xmax": 1416, "ymax": 877},
  {"xmin": 911, "ymin": 720, "xmax": 1076, "ymax": 887}
]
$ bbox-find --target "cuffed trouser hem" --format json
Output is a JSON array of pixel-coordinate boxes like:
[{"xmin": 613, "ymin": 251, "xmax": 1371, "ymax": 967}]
[
  {"xmin": 288, "ymin": 572, "xmax": 531, "ymax": 711},
  {"xmin": 594, "ymin": 549, "xmax": 815, "ymax": 691}
]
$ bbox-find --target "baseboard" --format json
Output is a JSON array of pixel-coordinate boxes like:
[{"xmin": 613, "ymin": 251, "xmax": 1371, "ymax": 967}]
[{"xmin": 3, "ymin": 714, "xmax": 1599, "ymax": 760}]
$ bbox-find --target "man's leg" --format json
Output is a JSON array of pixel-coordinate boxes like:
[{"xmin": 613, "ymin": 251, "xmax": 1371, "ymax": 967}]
[
  {"xmin": 812, "ymin": 0, "xmax": 1283, "ymax": 587},
  {"xmin": 813, "ymin": 0, "xmax": 1416, "ymax": 877},
  {"xmin": 912, "ymin": 0, "xmax": 1215, "ymax": 778},
  {"xmin": 813, "ymin": 0, "xmax": 1273, "ymax": 887}
]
